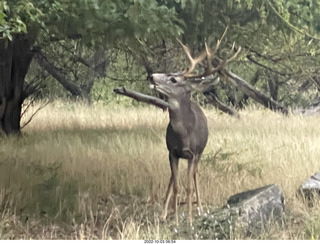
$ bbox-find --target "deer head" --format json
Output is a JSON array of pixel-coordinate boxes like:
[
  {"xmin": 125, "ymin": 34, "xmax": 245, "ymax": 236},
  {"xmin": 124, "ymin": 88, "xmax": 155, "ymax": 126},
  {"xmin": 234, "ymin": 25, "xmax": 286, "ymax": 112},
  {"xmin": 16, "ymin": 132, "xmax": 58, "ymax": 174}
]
[
  {"xmin": 148, "ymin": 72, "xmax": 190, "ymax": 101},
  {"xmin": 148, "ymin": 27, "xmax": 241, "ymax": 100}
]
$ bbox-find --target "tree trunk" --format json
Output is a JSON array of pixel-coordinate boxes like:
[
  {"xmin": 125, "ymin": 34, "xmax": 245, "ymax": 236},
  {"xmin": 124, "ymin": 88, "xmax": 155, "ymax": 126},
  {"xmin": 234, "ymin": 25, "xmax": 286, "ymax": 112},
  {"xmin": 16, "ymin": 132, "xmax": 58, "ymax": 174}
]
[
  {"xmin": 266, "ymin": 72, "xmax": 280, "ymax": 102},
  {"xmin": 0, "ymin": 35, "xmax": 34, "ymax": 135},
  {"xmin": 222, "ymin": 70, "xmax": 288, "ymax": 114}
]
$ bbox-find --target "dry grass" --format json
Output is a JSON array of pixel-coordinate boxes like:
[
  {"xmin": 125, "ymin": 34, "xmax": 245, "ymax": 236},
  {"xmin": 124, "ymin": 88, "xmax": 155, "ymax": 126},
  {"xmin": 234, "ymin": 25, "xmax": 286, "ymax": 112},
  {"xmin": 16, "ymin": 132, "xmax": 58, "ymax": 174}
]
[{"xmin": 1, "ymin": 100, "xmax": 320, "ymax": 239}]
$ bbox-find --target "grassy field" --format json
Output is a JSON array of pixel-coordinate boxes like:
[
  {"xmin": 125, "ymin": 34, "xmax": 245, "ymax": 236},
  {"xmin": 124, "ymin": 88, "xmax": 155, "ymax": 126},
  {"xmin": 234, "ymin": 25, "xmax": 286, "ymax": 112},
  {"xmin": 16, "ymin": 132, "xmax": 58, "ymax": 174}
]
[{"xmin": 1, "ymin": 100, "xmax": 320, "ymax": 239}]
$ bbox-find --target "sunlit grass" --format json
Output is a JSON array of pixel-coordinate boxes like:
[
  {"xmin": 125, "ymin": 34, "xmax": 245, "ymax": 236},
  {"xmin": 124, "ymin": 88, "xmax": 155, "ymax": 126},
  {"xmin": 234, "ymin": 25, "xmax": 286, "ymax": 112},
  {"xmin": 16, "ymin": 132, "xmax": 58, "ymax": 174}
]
[{"xmin": 1, "ymin": 99, "xmax": 320, "ymax": 239}]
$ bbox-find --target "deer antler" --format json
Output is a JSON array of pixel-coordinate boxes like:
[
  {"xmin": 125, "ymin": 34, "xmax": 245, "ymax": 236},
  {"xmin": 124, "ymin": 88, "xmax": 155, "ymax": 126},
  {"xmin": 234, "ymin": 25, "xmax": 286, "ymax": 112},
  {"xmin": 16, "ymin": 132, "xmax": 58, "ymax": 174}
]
[
  {"xmin": 201, "ymin": 42, "xmax": 242, "ymax": 77},
  {"xmin": 176, "ymin": 39, "xmax": 207, "ymax": 77},
  {"xmin": 178, "ymin": 27, "xmax": 241, "ymax": 79}
]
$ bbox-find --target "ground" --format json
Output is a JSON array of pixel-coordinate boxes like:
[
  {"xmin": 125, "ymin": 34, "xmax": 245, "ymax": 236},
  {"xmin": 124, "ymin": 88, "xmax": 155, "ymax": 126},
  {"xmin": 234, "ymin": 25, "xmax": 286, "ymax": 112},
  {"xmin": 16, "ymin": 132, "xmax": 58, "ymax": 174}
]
[{"xmin": 0, "ymin": 100, "xmax": 320, "ymax": 239}]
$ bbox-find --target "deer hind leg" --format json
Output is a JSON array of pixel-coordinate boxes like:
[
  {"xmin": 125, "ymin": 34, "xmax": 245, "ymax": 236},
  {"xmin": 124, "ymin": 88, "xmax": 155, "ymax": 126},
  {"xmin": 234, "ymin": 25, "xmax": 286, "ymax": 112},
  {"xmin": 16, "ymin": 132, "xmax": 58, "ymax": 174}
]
[{"xmin": 161, "ymin": 154, "xmax": 179, "ymax": 223}]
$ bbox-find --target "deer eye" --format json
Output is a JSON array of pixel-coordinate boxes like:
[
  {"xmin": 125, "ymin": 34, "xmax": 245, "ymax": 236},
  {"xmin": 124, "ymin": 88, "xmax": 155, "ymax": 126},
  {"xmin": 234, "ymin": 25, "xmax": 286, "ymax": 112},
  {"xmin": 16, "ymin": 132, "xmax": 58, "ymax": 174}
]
[{"xmin": 170, "ymin": 77, "xmax": 177, "ymax": 83}]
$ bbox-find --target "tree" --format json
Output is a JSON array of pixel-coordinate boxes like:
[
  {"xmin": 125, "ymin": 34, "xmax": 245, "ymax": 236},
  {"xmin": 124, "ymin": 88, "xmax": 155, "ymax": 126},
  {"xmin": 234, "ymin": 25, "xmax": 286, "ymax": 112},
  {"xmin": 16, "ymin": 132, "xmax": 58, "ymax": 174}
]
[
  {"xmin": 0, "ymin": 0, "xmax": 182, "ymax": 135},
  {"xmin": 34, "ymin": 43, "xmax": 108, "ymax": 101},
  {"xmin": 144, "ymin": 0, "xmax": 320, "ymax": 113},
  {"xmin": 2, "ymin": 0, "xmax": 320, "ymax": 135}
]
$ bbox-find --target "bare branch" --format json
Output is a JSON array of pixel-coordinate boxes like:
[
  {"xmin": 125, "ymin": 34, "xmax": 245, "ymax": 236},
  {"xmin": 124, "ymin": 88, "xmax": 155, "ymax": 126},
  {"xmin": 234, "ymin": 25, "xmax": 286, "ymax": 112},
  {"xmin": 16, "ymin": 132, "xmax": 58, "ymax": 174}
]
[
  {"xmin": 246, "ymin": 55, "xmax": 288, "ymax": 76},
  {"xmin": 222, "ymin": 69, "xmax": 289, "ymax": 114},
  {"xmin": 114, "ymin": 87, "xmax": 169, "ymax": 111},
  {"xmin": 21, "ymin": 100, "xmax": 51, "ymax": 129},
  {"xmin": 35, "ymin": 51, "xmax": 83, "ymax": 97},
  {"xmin": 204, "ymin": 90, "xmax": 240, "ymax": 118}
]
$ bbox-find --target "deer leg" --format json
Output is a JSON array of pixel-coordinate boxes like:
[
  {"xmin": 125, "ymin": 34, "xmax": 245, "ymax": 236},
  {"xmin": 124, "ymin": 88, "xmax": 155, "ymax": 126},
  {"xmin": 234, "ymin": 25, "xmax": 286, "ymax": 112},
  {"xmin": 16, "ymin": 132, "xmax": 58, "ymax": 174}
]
[
  {"xmin": 172, "ymin": 155, "xmax": 179, "ymax": 225},
  {"xmin": 193, "ymin": 160, "xmax": 203, "ymax": 215},
  {"xmin": 161, "ymin": 154, "xmax": 179, "ymax": 222},
  {"xmin": 187, "ymin": 159, "xmax": 196, "ymax": 225},
  {"xmin": 161, "ymin": 177, "xmax": 173, "ymax": 222}
]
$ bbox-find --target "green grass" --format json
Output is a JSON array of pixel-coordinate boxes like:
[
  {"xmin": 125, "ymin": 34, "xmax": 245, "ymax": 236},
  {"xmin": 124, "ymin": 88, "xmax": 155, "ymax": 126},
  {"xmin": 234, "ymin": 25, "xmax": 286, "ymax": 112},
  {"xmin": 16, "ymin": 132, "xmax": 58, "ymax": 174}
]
[{"xmin": 1, "ymin": 100, "xmax": 320, "ymax": 239}]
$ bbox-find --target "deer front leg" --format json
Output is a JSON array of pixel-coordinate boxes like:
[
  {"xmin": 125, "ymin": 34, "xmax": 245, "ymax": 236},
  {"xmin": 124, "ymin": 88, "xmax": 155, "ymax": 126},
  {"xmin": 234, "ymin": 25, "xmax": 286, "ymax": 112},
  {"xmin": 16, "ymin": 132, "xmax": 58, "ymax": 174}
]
[
  {"xmin": 161, "ymin": 154, "xmax": 179, "ymax": 224},
  {"xmin": 193, "ymin": 160, "xmax": 203, "ymax": 215},
  {"xmin": 161, "ymin": 176, "xmax": 173, "ymax": 222},
  {"xmin": 187, "ymin": 159, "xmax": 196, "ymax": 225}
]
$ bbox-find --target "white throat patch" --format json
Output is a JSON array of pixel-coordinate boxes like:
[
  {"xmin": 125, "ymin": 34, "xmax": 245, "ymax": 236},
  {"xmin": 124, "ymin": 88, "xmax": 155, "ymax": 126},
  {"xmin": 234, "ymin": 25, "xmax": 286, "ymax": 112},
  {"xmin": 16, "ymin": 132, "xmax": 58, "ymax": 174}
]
[{"xmin": 169, "ymin": 100, "xmax": 180, "ymax": 110}]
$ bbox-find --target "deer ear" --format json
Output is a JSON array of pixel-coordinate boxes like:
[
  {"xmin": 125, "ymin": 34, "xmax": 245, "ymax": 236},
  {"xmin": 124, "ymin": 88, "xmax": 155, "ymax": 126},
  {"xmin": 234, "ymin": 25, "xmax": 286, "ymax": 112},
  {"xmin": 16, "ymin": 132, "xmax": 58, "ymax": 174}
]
[{"xmin": 188, "ymin": 75, "xmax": 220, "ymax": 92}]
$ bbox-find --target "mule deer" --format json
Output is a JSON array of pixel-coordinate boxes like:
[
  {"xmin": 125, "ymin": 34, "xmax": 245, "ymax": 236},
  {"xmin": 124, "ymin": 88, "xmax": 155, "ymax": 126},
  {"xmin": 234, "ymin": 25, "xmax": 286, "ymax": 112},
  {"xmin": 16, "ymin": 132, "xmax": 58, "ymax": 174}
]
[{"xmin": 148, "ymin": 31, "xmax": 241, "ymax": 225}]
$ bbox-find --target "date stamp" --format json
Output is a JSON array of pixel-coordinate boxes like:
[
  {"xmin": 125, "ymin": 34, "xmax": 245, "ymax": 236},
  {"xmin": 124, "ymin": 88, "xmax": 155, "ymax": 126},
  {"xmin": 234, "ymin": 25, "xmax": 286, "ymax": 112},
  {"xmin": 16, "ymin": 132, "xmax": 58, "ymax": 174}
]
[{"xmin": 144, "ymin": 240, "xmax": 176, "ymax": 244}]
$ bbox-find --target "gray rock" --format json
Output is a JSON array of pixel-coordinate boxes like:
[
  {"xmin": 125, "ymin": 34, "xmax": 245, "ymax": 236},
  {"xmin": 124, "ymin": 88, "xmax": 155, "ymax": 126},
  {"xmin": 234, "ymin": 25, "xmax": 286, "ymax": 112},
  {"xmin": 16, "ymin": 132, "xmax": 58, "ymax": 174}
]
[
  {"xmin": 228, "ymin": 184, "xmax": 285, "ymax": 235},
  {"xmin": 298, "ymin": 172, "xmax": 320, "ymax": 199},
  {"xmin": 193, "ymin": 184, "xmax": 285, "ymax": 239}
]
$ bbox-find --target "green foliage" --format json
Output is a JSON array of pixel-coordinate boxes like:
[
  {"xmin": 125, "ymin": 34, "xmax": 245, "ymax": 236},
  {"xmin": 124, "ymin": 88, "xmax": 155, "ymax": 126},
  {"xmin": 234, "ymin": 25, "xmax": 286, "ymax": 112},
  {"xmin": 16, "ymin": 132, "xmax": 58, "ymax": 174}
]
[
  {"xmin": 37, "ymin": 0, "xmax": 183, "ymax": 50},
  {"xmin": 91, "ymin": 52, "xmax": 153, "ymax": 105},
  {"xmin": 4, "ymin": 0, "xmax": 320, "ymax": 108},
  {"xmin": 0, "ymin": 1, "xmax": 27, "ymax": 40},
  {"xmin": 9, "ymin": 0, "xmax": 185, "ymax": 104},
  {"xmin": 1, "ymin": 0, "xmax": 183, "ymax": 48}
]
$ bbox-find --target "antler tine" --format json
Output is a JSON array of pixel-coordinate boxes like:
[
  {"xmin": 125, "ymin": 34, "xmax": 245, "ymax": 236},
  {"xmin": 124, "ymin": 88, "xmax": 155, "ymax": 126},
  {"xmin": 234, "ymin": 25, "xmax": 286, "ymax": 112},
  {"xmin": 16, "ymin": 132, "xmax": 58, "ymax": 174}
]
[
  {"xmin": 215, "ymin": 43, "xmax": 241, "ymax": 70},
  {"xmin": 209, "ymin": 26, "xmax": 228, "ymax": 58},
  {"xmin": 225, "ymin": 43, "xmax": 242, "ymax": 64},
  {"xmin": 177, "ymin": 38, "xmax": 207, "ymax": 77},
  {"xmin": 176, "ymin": 39, "xmax": 193, "ymax": 65},
  {"xmin": 196, "ymin": 26, "xmax": 230, "ymax": 78},
  {"xmin": 177, "ymin": 26, "xmax": 240, "ymax": 79},
  {"xmin": 199, "ymin": 39, "xmax": 222, "ymax": 78},
  {"xmin": 207, "ymin": 44, "xmax": 242, "ymax": 75}
]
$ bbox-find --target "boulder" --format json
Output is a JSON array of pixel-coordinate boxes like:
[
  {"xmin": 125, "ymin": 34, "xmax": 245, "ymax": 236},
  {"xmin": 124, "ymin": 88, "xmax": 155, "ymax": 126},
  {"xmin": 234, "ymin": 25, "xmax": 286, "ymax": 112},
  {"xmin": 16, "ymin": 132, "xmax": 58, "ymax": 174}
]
[
  {"xmin": 193, "ymin": 184, "xmax": 285, "ymax": 239},
  {"xmin": 298, "ymin": 172, "xmax": 320, "ymax": 200}
]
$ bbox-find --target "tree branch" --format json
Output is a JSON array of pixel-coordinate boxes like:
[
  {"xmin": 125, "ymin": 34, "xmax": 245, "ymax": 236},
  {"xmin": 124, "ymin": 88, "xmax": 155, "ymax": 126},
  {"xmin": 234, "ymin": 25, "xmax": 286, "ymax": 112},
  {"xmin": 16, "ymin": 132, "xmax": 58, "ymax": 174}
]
[
  {"xmin": 246, "ymin": 55, "xmax": 288, "ymax": 76},
  {"xmin": 34, "ymin": 51, "xmax": 83, "ymax": 97},
  {"xmin": 222, "ymin": 69, "xmax": 288, "ymax": 114},
  {"xmin": 21, "ymin": 100, "xmax": 51, "ymax": 130},
  {"xmin": 204, "ymin": 89, "xmax": 240, "ymax": 118},
  {"xmin": 114, "ymin": 87, "xmax": 168, "ymax": 111}
]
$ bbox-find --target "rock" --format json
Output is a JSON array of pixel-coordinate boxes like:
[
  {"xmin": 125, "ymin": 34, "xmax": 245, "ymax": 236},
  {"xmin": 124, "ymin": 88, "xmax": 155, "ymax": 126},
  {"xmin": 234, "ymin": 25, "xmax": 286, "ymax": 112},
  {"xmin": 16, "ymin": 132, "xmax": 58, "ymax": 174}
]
[
  {"xmin": 298, "ymin": 172, "xmax": 320, "ymax": 200},
  {"xmin": 293, "ymin": 105, "xmax": 320, "ymax": 116},
  {"xmin": 193, "ymin": 184, "xmax": 285, "ymax": 239},
  {"xmin": 227, "ymin": 184, "xmax": 285, "ymax": 234}
]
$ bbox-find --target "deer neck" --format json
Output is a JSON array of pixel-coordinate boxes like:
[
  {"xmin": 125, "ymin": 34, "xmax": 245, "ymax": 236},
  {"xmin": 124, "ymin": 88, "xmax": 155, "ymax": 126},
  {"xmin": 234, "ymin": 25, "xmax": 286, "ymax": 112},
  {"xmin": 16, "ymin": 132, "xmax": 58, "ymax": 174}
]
[{"xmin": 168, "ymin": 96, "xmax": 192, "ymax": 122}]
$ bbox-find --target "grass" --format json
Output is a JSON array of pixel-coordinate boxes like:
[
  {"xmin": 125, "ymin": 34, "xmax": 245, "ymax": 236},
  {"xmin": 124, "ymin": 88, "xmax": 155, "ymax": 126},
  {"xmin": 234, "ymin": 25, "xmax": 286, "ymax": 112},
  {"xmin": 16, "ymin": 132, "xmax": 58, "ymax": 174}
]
[{"xmin": 1, "ymin": 99, "xmax": 320, "ymax": 239}]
